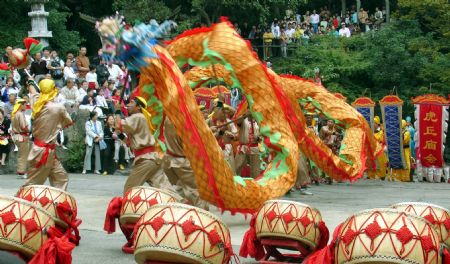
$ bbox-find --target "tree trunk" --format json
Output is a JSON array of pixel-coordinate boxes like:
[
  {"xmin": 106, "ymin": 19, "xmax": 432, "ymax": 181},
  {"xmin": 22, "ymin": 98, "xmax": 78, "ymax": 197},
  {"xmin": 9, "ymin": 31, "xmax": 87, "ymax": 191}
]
[
  {"xmin": 341, "ymin": 0, "xmax": 346, "ymax": 17},
  {"xmin": 385, "ymin": 0, "xmax": 390, "ymax": 23},
  {"xmin": 356, "ymin": 0, "xmax": 361, "ymax": 22}
]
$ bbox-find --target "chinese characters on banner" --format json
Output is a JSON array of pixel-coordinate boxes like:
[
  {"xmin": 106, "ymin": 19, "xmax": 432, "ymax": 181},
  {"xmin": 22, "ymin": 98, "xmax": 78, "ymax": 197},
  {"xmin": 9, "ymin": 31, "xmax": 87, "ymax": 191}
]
[{"xmin": 419, "ymin": 104, "xmax": 444, "ymax": 167}]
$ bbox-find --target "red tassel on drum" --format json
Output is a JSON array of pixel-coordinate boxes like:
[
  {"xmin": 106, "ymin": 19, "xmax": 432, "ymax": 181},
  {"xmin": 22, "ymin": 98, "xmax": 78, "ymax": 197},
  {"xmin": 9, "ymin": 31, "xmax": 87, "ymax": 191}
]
[
  {"xmin": 239, "ymin": 214, "xmax": 265, "ymax": 260},
  {"xmin": 29, "ymin": 227, "xmax": 75, "ymax": 264},
  {"xmin": 316, "ymin": 221, "xmax": 330, "ymax": 250},
  {"xmin": 104, "ymin": 197, "xmax": 123, "ymax": 233},
  {"xmin": 443, "ymin": 247, "xmax": 450, "ymax": 264},
  {"xmin": 304, "ymin": 223, "xmax": 343, "ymax": 264},
  {"xmin": 56, "ymin": 201, "xmax": 81, "ymax": 246}
]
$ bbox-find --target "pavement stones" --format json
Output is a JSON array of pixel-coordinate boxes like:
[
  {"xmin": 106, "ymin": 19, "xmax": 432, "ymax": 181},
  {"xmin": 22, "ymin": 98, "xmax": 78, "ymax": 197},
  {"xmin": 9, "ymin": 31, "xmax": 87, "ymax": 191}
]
[{"xmin": 0, "ymin": 173, "xmax": 449, "ymax": 263}]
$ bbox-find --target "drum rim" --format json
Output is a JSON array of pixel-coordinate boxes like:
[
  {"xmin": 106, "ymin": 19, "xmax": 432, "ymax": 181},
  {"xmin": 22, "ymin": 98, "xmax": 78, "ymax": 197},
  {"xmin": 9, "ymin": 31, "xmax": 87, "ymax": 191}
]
[
  {"xmin": 262, "ymin": 199, "xmax": 321, "ymax": 215},
  {"xmin": 390, "ymin": 202, "xmax": 450, "ymax": 214},
  {"xmin": 0, "ymin": 195, "xmax": 55, "ymax": 219},
  {"xmin": 125, "ymin": 186, "xmax": 181, "ymax": 202},
  {"xmin": 338, "ymin": 254, "xmax": 423, "ymax": 264},
  {"xmin": 343, "ymin": 208, "xmax": 443, "ymax": 229},
  {"xmin": 136, "ymin": 202, "xmax": 229, "ymax": 232},
  {"xmin": 134, "ymin": 244, "xmax": 223, "ymax": 264},
  {"xmin": 256, "ymin": 232, "xmax": 317, "ymax": 249},
  {"xmin": 17, "ymin": 185, "xmax": 77, "ymax": 202}
]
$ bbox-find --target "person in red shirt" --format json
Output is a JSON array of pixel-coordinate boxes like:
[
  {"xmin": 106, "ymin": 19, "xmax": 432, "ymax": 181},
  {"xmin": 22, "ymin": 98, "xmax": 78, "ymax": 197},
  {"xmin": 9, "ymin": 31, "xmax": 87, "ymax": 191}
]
[{"xmin": 111, "ymin": 88, "xmax": 128, "ymax": 116}]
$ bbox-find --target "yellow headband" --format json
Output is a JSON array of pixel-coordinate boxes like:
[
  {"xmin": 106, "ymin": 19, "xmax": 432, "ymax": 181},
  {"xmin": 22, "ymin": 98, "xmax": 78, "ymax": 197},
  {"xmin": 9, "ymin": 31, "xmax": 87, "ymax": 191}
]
[
  {"xmin": 32, "ymin": 79, "xmax": 58, "ymax": 119},
  {"xmin": 134, "ymin": 96, "xmax": 154, "ymax": 133},
  {"xmin": 11, "ymin": 99, "xmax": 26, "ymax": 120}
]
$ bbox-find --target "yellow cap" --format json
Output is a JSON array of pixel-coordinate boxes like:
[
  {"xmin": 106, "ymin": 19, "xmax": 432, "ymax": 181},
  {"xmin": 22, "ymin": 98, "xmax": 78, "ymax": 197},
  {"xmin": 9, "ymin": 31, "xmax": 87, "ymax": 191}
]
[
  {"xmin": 374, "ymin": 116, "xmax": 381, "ymax": 125},
  {"xmin": 402, "ymin": 119, "xmax": 406, "ymax": 129},
  {"xmin": 39, "ymin": 79, "xmax": 56, "ymax": 94}
]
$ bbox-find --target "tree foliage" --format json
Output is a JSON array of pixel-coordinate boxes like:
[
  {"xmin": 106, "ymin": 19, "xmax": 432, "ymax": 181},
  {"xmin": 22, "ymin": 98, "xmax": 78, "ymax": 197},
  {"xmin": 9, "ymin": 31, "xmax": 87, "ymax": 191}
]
[{"xmin": 272, "ymin": 20, "xmax": 450, "ymax": 116}]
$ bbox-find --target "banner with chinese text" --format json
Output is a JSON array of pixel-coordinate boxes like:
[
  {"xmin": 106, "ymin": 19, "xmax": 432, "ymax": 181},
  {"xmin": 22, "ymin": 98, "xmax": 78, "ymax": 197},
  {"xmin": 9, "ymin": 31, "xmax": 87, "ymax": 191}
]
[{"xmin": 413, "ymin": 94, "xmax": 449, "ymax": 168}]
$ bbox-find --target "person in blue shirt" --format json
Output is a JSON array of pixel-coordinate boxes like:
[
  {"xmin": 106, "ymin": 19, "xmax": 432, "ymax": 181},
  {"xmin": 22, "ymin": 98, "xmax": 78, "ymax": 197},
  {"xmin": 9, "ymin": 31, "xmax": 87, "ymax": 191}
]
[{"xmin": 405, "ymin": 116, "xmax": 416, "ymax": 159}]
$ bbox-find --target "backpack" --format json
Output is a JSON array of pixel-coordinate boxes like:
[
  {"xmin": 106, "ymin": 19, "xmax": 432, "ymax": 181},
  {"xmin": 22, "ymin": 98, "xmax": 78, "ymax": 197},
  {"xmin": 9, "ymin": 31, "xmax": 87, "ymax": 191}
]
[{"xmin": 50, "ymin": 59, "xmax": 63, "ymax": 79}]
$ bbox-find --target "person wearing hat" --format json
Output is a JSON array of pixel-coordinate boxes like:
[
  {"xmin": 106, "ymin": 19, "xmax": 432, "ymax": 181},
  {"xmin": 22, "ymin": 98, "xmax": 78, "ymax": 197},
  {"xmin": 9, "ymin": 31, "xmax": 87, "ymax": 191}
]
[
  {"xmin": 393, "ymin": 119, "xmax": 411, "ymax": 182},
  {"xmin": 114, "ymin": 96, "xmax": 178, "ymax": 195},
  {"xmin": 162, "ymin": 116, "xmax": 209, "ymax": 210},
  {"xmin": 367, "ymin": 116, "xmax": 388, "ymax": 180},
  {"xmin": 11, "ymin": 98, "xmax": 29, "ymax": 178},
  {"xmin": 24, "ymin": 79, "xmax": 73, "ymax": 190}
]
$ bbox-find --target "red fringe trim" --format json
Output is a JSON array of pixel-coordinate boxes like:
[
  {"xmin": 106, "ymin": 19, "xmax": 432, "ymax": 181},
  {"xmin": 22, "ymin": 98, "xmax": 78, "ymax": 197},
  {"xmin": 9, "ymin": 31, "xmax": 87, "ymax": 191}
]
[
  {"xmin": 104, "ymin": 196, "xmax": 123, "ymax": 234},
  {"xmin": 166, "ymin": 26, "xmax": 213, "ymax": 45}
]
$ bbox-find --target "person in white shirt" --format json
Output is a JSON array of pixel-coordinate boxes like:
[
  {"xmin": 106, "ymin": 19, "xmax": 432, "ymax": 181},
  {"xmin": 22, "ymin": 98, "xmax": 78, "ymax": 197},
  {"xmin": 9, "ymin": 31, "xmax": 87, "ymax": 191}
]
[
  {"xmin": 1, "ymin": 77, "xmax": 19, "ymax": 102},
  {"xmin": 77, "ymin": 80, "xmax": 88, "ymax": 103},
  {"xmin": 64, "ymin": 59, "xmax": 78, "ymax": 81},
  {"xmin": 107, "ymin": 62, "xmax": 124, "ymax": 88},
  {"xmin": 95, "ymin": 88, "xmax": 108, "ymax": 114},
  {"xmin": 310, "ymin": 10, "xmax": 320, "ymax": 33},
  {"xmin": 82, "ymin": 111, "xmax": 103, "ymax": 174},
  {"xmin": 285, "ymin": 24, "xmax": 296, "ymax": 40},
  {"xmin": 271, "ymin": 20, "xmax": 281, "ymax": 57},
  {"xmin": 339, "ymin": 23, "xmax": 351, "ymax": 37},
  {"xmin": 60, "ymin": 79, "xmax": 80, "ymax": 111},
  {"xmin": 85, "ymin": 65, "xmax": 98, "ymax": 87},
  {"xmin": 42, "ymin": 49, "xmax": 52, "ymax": 63}
]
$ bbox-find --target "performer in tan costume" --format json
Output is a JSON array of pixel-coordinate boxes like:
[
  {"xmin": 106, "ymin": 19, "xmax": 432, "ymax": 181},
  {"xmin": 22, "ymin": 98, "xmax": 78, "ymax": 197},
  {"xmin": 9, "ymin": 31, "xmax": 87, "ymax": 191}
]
[
  {"xmin": 235, "ymin": 111, "xmax": 261, "ymax": 178},
  {"xmin": 115, "ymin": 96, "xmax": 178, "ymax": 195},
  {"xmin": 208, "ymin": 106, "xmax": 238, "ymax": 174},
  {"xmin": 162, "ymin": 117, "xmax": 209, "ymax": 209},
  {"xmin": 25, "ymin": 79, "xmax": 73, "ymax": 190},
  {"xmin": 11, "ymin": 99, "xmax": 29, "ymax": 178}
]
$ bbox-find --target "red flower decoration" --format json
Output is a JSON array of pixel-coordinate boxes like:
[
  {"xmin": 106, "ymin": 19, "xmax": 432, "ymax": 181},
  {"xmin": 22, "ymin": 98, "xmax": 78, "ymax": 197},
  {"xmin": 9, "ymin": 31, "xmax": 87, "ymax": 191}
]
[
  {"xmin": 299, "ymin": 215, "xmax": 311, "ymax": 228},
  {"xmin": 365, "ymin": 221, "xmax": 382, "ymax": 240},
  {"xmin": 181, "ymin": 218, "xmax": 201, "ymax": 237},
  {"xmin": 281, "ymin": 211, "xmax": 294, "ymax": 226},
  {"xmin": 24, "ymin": 218, "xmax": 39, "ymax": 234},
  {"xmin": 147, "ymin": 198, "xmax": 158, "ymax": 206},
  {"xmin": 207, "ymin": 228, "xmax": 223, "ymax": 248},
  {"xmin": 423, "ymin": 214, "xmax": 436, "ymax": 225},
  {"xmin": 149, "ymin": 216, "xmax": 165, "ymax": 236},
  {"xmin": 265, "ymin": 209, "xmax": 277, "ymax": 223},
  {"xmin": 342, "ymin": 228, "xmax": 357, "ymax": 246},
  {"xmin": 131, "ymin": 195, "xmax": 142, "ymax": 206},
  {"xmin": 420, "ymin": 235, "xmax": 436, "ymax": 253},
  {"xmin": 443, "ymin": 219, "xmax": 450, "ymax": 231},
  {"xmin": 39, "ymin": 196, "xmax": 50, "ymax": 207},
  {"xmin": 396, "ymin": 225, "xmax": 414, "ymax": 245},
  {"xmin": 0, "ymin": 211, "xmax": 17, "ymax": 226}
]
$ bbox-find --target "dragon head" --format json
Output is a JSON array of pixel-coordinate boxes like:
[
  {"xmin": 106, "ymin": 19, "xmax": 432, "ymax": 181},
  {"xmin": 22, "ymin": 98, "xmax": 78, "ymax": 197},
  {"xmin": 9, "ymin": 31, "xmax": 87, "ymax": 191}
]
[{"xmin": 96, "ymin": 15, "xmax": 176, "ymax": 71}]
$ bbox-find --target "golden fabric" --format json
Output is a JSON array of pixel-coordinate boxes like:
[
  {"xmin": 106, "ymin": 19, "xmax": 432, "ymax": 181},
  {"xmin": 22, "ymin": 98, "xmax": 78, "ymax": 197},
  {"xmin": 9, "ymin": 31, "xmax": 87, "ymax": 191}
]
[{"xmin": 392, "ymin": 129, "xmax": 411, "ymax": 182}]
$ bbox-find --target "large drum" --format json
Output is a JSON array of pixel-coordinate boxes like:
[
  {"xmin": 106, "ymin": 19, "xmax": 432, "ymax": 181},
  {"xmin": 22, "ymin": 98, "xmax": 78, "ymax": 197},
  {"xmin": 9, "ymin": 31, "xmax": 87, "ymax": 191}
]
[
  {"xmin": 391, "ymin": 202, "xmax": 450, "ymax": 249},
  {"xmin": 133, "ymin": 203, "xmax": 232, "ymax": 264},
  {"xmin": 255, "ymin": 200, "xmax": 325, "ymax": 251},
  {"xmin": 334, "ymin": 208, "xmax": 441, "ymax": 264},
  {"xmin": 0, "ymin": 195, "xmax": 54, "ymax": 259},
  {"xmin": 119, "ymin": 186, "xmax": 180, "ymax": 226}
]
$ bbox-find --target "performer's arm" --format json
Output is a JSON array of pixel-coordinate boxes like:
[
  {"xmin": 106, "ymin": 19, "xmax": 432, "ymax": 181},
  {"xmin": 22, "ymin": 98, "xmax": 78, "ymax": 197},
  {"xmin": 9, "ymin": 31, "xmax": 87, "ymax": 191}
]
[{"xmin": 60, "ymin": 106, "xmax": 73, "ymax": 128}]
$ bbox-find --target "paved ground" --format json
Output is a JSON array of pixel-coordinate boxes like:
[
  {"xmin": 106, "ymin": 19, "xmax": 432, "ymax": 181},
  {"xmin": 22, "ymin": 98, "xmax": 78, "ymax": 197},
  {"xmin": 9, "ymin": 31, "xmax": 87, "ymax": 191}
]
[{"xmin": 0, "ymin": 172, "xmax": 449, "ymax": 263}]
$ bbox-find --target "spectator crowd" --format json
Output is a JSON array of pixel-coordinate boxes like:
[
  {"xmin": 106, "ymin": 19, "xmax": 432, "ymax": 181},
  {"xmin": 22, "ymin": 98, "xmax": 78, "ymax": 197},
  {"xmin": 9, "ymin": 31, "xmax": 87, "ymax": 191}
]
[
  {"xmin": 0, "ymin": 45, "xmax": 133, "ymax": 175},
  {"xmin": 233, "ymin": 5, "xmax": 387, "ymax": 58}
]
